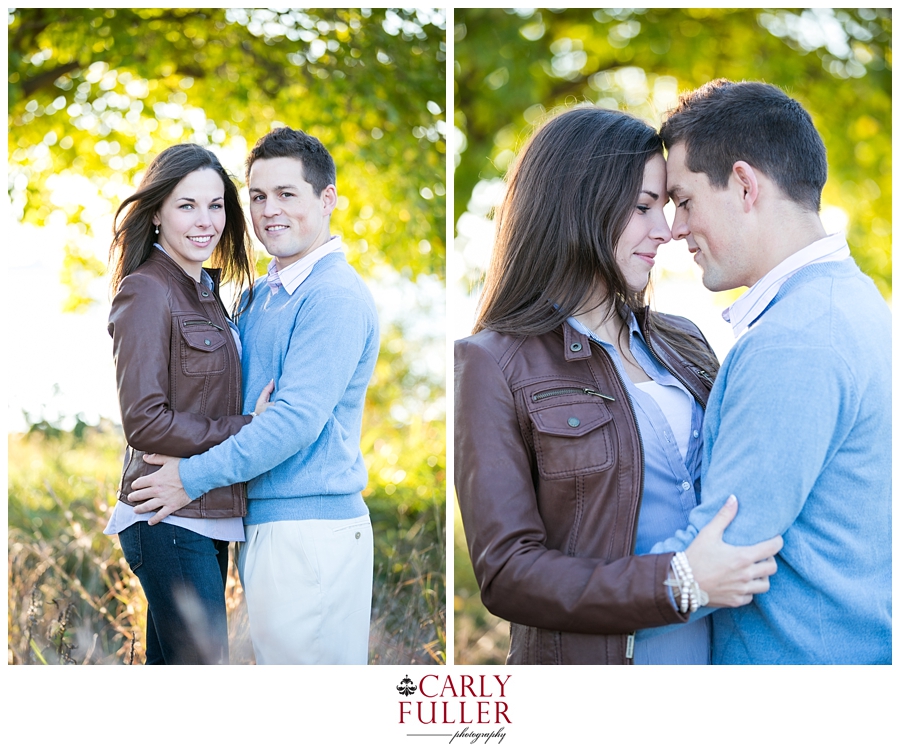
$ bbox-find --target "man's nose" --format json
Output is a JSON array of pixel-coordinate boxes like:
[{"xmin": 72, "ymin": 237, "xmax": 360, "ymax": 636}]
[{"xmin": 671, "ymin": 210, "xmax": 690, "ymax": 241}]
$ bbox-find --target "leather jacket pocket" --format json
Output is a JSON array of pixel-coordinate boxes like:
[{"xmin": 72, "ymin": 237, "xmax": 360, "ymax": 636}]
[
  {"xmin": 179, "ymin": 318, "xmax": 228, "ymax": 376},
  {"xmin": 528, "ymin": 390, "xmax": 615, "ymax": 479}
]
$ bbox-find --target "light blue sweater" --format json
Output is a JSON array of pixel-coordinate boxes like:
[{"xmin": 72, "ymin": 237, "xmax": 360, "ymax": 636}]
[
  {"xmin": 654, "ymin": 259, "xmax": 891, "ymax": 664},
  {"xmin": 180, "ymin": 252, "xmax": 379, "ymax": 525}
]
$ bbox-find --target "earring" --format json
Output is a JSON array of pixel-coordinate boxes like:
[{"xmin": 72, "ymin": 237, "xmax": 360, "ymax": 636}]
[{"xmin": 155, "ymin": 225, "xmax": 160, "ymax": 235}]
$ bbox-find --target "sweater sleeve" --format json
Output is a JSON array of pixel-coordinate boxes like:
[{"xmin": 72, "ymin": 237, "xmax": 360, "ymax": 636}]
[
  {"xmin": 455, "ymin": 338, "xmax": 685, "ymax": 634},
  {"xmin": 108, "ymin": 273, "xmax": 252, "ymax": 457},
  {"xmin": 179, "ymin": 287, "xmax": 374, "ymax": 500},
  {"xmin": 651, "ymin": 337, "xmax": 854, "ymax": 552}
]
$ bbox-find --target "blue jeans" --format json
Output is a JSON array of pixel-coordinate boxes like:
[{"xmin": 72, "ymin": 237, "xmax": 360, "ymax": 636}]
[{"xmin": 118, "ymin": 521, "xmax": 229, "ymax": 664}]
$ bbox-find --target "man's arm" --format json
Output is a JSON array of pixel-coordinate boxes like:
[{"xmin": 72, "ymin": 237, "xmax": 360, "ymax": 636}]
[
  {"xmin": 131, "ymin": 287, "xmax": 377, "ymax": 521},
  {"xmin": 653, "ymin": 337, "xmax": 852, "ymax": 553}
]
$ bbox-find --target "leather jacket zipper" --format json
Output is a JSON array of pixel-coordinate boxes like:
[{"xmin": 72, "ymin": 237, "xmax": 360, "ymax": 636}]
[
  {"xmin": 192, "ymin": 297, "xmax": 243, "ymax": 416},
  {"xmin": 640, "ymin": 324, "xmax": 710, "ymax": 408},
  {"xmin": 696, "ymin": 368, "xmax": 714, "ymax": 387},
  {"xmin": 184, "ymin": 318, "xmax": 225, "ymax": 331},
  {"xmin": 587, "ymin": 336, "xmax": 644, "ymax": 665},
  {"xmin": 532, "ymin": 387, "xmax": 615, "ymax": 402}
]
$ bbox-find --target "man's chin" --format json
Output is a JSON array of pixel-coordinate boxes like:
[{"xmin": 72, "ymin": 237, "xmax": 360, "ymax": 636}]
[{"xmin": 700, "ymin": 270, "xmax": 726, "ymax": 293}]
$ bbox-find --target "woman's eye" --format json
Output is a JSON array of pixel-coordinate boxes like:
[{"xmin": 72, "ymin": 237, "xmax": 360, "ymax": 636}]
[
  {"xmin": 636, "ymin": 205, "xmax": 650, "ymax": 214},
  {"xmin": 210, "ymin": 203, "xmax": 223, "ymax": 210},
  {"xmin": 179, "ymin": 203, "xmax": 193, "ymax": 210}
]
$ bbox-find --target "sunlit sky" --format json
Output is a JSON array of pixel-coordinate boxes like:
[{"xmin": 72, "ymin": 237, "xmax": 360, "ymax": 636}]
[
  {"xmin": 6, "ymin": 207, "xmax": 444, "ymax": 434},
  {"xmin": 449, "ymin": 179, "xmax": 852, "ymax": 356}
]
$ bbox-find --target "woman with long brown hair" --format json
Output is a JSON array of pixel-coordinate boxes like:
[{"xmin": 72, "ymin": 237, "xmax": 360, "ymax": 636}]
[
  {"xmin": 105, "ymin": 143, "xmax": 270, "ymax": 664},
  {"xmin": 455, "ymin": 107, "xmax": 782, "ymax": 664}
]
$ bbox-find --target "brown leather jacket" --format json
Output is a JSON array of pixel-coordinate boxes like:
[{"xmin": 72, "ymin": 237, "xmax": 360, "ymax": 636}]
[
  {"xmin": 108, "ymin": 248, "xmax": 251, "ymax": 518},
  {"xmin": 454, "ymin": 309, "xmax": 715, "ymax": 664}
]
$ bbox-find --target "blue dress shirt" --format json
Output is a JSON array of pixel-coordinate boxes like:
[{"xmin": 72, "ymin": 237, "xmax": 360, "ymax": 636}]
[{"xmin": 568, "ymin": 314, "xmax": 710, "ymax": 664}]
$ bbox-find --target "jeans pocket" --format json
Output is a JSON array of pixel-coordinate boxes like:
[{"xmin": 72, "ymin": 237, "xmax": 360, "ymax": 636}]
[{"xmin": 118, "ymin": 523, "xmax": 143, "ymax": 571}]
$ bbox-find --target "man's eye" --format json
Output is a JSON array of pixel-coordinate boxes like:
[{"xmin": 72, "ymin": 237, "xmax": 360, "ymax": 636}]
[{"xmin": 678, "ymin": 199, "xmax": 689, "ymax": 209}]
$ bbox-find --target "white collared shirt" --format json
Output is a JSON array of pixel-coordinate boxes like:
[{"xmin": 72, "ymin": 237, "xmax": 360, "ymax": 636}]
[
  {"xmin": 266, "ymin": 235, "xmax": 343, "ymax": 295},
  {"xmin": 723, "ymin": 232, "xmax": 851, "ymax": 338}
]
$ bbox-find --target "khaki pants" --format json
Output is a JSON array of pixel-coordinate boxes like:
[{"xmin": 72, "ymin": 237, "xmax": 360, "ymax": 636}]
[{"xmin": 237, "ymin": 515, "xmax": 373, "ymax": 664}]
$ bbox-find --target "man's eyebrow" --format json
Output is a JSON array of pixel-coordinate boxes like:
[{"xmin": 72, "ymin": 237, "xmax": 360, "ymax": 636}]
[
  {"xmin": 667, "ymin": 184, "xmax": 683, "ymax": 200},
  {"xmin": 249, "ymin": 184, "xmax": 298, "ymax": 193}
]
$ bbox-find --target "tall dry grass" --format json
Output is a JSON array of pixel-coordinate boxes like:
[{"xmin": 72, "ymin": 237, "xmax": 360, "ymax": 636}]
[
  {"xmin": 453, "ymin": 503, "xmax": 509, "ymax": 665},
  {"xmin": 8, "ymin": 422, "xmax": 445, "ymax": 665}
]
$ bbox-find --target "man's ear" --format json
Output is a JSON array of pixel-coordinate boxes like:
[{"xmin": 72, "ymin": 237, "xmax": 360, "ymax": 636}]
[
  {"xmin": 321, "ymin": 184, "xmax": 337, "ymax": 215},
  {"xmin": 732, "ymin": 161, "xmax": 759, "ymax": 211}
]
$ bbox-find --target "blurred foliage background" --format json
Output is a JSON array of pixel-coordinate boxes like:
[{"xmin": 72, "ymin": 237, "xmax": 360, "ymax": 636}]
[
  {"xmin": 8, "ymin": 7, "xmax": 445, "ymax": 664},
  {"xmin": 452, "ymin": 7, "xmax": 891, "ymax": 664}
]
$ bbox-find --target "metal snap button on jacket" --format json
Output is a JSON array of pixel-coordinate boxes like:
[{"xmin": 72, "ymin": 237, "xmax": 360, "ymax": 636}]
[
  {"xmin": 568, "ymin": 417, "xmax": 580, "ymax": 427},
  {"xmin": 570, "ymin": 342, "xmax": 582, "ymax": 352}
]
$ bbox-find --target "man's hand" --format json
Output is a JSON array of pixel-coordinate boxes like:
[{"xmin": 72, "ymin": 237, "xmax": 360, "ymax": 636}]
[
  {"xmin": 128, "ymin": 454, "xmax": 191, "ymax": 525},
  {"xmin": 685, "ymin": 496, "xmax": 783, "ymax": 608}
]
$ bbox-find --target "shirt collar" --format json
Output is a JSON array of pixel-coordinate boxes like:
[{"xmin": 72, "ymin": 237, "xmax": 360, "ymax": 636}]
[
  {"xmin": 722, "ymin": 232, "xmax": 850, "ymax": 339},
  {"xmin": 567, "ymin": 310, "xmax": 642, "ymax": 345},
  {"xmin": 153, "ymin": 242, "xmax": 214, "ymax": 291},
  {"xmin": 266, "ymin": 235, "xmax": 343, "ymax": 295}
]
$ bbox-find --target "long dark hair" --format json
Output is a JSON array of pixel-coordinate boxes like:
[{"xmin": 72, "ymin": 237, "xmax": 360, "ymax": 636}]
[
  {"xmin": 109, "ymin": 143, "xmax": 254, "ymax": 313},
  {"xmin": 476, "ymin": 106, "xmax": 717, "ymax": 376}
]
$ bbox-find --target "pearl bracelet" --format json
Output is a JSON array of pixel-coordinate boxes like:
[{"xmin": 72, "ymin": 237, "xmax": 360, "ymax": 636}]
[{"xmin": 664, "ymin": 551, "xmax": 710, "ymax": 613}]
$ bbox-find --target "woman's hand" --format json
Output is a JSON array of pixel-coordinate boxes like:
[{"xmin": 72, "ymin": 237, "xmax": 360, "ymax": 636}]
[
  {"xmin": 685, "ymin": 495, "xmax": 783, "ymax": 608},
  {"xmin": 253, "ymin": 379, "xmax": 275, "ymax": 416}
]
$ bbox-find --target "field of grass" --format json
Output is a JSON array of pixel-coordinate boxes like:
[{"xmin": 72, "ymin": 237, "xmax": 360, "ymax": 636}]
[
  {"xmin": 8, "ymin": 422, "xmax": 445, "ymax": 665},
  {"xmin": 453, "ymin": 503, "xmax": 509, "ymax": 665}
]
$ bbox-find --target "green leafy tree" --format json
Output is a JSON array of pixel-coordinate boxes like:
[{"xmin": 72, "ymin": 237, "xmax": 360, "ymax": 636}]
[
  {"xmin": 9, "ymin": 7, "xmax": 447, "ymax": 306},
  {"xmin": 454, "ymin": 8, "xmax": 891, "ymax": 297}
]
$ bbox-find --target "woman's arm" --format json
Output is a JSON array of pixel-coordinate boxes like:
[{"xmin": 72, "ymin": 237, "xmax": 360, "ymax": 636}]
[
  {"xmin": 455, "ymin": 338, "xmax": 781, "ymax": 635},
  {"xmin": 455, "ymin": 338, "xmax": 685, "ymax": 635},
  {"xmin": 108, "ymin": 273, "xmax": 251, "ymax": 457}
]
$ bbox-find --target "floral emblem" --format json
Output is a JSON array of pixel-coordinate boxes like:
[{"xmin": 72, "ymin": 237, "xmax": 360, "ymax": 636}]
[{"xmin": 396, "ymin": 675, "xmax": 417, "ymax": 696}]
